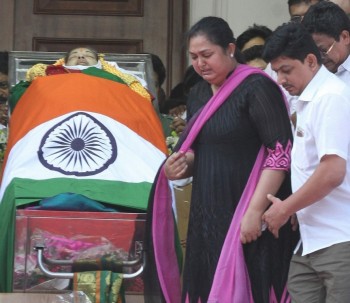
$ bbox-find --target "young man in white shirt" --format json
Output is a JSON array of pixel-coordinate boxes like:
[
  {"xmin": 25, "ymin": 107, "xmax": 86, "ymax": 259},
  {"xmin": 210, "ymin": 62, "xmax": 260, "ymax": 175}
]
[{"xmin": 262, "ymin": 22, "xmax": 350, "ymax": 302}]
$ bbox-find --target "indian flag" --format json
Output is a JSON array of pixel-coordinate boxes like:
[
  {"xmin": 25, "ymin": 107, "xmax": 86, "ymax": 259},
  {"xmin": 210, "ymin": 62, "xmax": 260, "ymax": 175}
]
[{"xmin": 0, "ymin": 73, "xmax": 167, "ymax": 291}]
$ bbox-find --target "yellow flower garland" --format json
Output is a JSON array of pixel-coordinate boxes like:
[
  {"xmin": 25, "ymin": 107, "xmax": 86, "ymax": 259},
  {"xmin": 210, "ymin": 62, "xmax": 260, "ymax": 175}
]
[{"xmin": 26, "ymin": 55, "xmax": 152, "ymax": 102}]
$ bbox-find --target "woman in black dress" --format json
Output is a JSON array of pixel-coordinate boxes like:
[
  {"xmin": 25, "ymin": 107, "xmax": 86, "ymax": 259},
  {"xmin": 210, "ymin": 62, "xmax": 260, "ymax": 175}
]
[{"xmin": 145, "ymin": 16, "xmax": 299, "ymax": 303}]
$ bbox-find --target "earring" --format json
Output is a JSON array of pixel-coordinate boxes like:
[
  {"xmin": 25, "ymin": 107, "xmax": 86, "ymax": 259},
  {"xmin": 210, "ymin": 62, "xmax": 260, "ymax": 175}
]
[{"xmin": 230, "ymin": 53, "xmax": 234, "ymax": 58}]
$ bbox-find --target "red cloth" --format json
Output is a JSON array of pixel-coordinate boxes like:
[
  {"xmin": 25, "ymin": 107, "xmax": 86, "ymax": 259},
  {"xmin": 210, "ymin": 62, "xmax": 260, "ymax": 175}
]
[{"xmin": 46, "ymin": 65, "xmax": 82, "ymax": 76}]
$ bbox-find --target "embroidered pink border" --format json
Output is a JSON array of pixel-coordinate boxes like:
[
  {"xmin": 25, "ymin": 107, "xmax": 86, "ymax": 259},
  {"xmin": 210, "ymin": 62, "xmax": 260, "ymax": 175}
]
[{"xmin": 263, "ymin": 140, "xmax": 292, "ymax": 171}]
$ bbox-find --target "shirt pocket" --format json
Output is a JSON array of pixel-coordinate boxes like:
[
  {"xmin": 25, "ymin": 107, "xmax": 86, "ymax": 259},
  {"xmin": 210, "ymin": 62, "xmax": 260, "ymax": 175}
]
[{"xmin": 292, "ymin": 127, "xmax": 309, "ymax": 170}]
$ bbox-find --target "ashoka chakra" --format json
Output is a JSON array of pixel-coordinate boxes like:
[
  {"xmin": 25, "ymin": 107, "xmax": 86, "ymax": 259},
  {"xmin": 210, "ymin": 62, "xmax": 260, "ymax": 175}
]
[{"xmin": 38, "ymin": 112, "xmax": 117, "ymax": 176}]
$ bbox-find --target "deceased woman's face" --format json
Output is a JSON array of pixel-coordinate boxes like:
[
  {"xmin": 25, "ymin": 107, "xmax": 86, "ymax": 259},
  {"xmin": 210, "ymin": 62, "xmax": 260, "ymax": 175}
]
[{"xmin": 66, "ymin": 48, "xmax": 98, "ymax": 66}]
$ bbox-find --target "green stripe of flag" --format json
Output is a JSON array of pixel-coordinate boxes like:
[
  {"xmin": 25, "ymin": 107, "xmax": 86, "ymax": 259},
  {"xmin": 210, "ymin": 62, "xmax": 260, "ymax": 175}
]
[{"xmin": 5, "ymin": 177, "xmax": 152, "ymax": 210}]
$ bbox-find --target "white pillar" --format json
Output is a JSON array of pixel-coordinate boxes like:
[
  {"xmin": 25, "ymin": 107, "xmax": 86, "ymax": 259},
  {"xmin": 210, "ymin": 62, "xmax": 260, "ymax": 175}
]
[{"xmin": 189, "ymin": 0, "xmax": 289, "ymax": 37}]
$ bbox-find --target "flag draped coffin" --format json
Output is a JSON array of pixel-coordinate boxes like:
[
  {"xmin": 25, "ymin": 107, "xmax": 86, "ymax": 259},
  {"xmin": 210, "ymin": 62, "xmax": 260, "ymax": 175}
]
[{"xmin": 0, "ymin": 73, "xmax": 167, "ymax": 292}]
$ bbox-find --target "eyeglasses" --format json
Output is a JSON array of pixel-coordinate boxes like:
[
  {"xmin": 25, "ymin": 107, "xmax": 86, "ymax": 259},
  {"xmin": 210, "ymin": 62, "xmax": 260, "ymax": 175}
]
[
  {"xmin": 319, "ymin": 40, "xmax": 336, "ymax": 57},
  {"xmin": 290, "ymin": 15, "xmax": 303, "ymax": 23}
]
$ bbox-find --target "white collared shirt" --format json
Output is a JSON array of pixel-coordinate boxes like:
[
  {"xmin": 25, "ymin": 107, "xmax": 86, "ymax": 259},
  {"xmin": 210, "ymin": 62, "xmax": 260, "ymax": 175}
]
[
  {"xmin": 292, "ymin": 65, "xmax": 350, "ymax": 255},
  {"xmin": 336, "ymin": 54, "xmax": 350, "ymax": 84}
]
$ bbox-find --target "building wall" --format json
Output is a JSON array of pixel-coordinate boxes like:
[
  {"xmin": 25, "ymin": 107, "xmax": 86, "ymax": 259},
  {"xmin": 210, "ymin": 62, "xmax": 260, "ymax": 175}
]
[
  {"xmin": 0, "ymin": 0, "xmax": 291, "ymax": 89},
  {"xmin": 0, "ymin": 0, "xmax": 188, "ymax": 92},
  {"xmin": 189, "ymin": 0, "xmax": 290, "ymax": 38}
]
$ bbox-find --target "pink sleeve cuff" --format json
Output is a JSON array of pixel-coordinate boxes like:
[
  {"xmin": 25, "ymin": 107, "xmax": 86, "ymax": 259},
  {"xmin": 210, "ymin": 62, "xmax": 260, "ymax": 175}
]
[{"xmin": 263, "ymin": 140, "xmax": 292, "ymax": 171}]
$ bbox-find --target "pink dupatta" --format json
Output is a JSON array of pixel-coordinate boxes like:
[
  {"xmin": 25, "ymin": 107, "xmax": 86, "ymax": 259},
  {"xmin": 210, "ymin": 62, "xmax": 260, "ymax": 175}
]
[{"xmin": 152, "ymin": 64, "xmax": 272, "ymax": 302}]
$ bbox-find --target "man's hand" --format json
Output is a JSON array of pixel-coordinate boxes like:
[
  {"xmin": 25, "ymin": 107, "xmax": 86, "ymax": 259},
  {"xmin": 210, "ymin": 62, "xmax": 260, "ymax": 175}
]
[
  {"xmin": 262, "ymin": 194, "xmax": 289, "ymax": 238},
  {"xmin": 170, "ymin": 117, "xmax": 186, "ymax": 135}
]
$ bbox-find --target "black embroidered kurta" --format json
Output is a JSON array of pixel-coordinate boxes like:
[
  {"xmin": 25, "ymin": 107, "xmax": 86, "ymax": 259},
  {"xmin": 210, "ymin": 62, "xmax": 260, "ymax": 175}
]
[{"xmin": 183, "ymin": 74, "xmax": 299, "ymax": 303}]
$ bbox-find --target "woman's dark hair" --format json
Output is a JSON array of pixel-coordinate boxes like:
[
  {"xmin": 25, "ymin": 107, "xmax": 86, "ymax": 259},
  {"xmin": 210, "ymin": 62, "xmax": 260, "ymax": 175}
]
[
  {"xmin": 150, "ymin": 53, "xmax": 166, "ymax": 87},
  {"xmin": 262, "ymin": 22, "xmax": 322, "ymax": 64},
  {"xmin": 242, "ymin": 45, "xmax": 265, "ymax": 62},
  {"xmin": 187, "ymin": 16, "xmax": 245, "ymax": 63},
  {"xmin": 236, "ymin": 24, "xmax": 273, "ymax": 50}
]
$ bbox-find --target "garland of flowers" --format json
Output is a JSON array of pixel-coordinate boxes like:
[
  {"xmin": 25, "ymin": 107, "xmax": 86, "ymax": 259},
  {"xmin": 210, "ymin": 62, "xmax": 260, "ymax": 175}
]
[
  {"xmin": 99, "ymin": 56, "xmax": 151, "ymax": 102},
  {"xmin": 26, "ymin": 55, "xmax": 152, "ymax": 102},
  {"xmin": 26, "ymin": 63, "xmax": 48, "ymax": 82}
]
